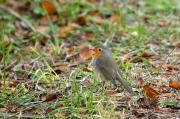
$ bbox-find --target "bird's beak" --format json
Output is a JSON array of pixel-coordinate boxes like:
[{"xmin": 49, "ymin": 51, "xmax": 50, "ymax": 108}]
[{"xmin": 90, "ymin": 49, "xmax": 94, "ymax": 51}]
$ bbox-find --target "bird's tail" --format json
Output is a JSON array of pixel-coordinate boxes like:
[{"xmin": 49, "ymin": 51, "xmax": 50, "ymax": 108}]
[{"xmin": 116, "ymin": 71, "xmax": 133, "ymax": 94}]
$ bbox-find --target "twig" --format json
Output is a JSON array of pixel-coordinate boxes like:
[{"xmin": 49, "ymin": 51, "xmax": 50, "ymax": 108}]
[
  {"xmin": 4, "ymin": 104, "xmax": 39, "ymax": 119},
  {"xmin": 0, "ymin": 4, "xmax": 35, "ymax": 31},
  {"xmin": 6, "ymin": 60, "xmax": 18, "ymax": 70}
]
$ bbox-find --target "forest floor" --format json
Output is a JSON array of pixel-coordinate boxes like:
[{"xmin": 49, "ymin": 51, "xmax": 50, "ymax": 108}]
[{"xmin": 1, "ymin": 0, "xmax": 180, "ymax": 118}]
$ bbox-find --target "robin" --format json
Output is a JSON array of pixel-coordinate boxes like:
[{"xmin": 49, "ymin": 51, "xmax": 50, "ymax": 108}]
[{"xmin": 91, "ymin": 45, "xmax": 133, "ymax": 94}]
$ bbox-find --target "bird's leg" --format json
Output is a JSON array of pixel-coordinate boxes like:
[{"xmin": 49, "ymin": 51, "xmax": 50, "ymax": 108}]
[{"xmin": 103, "ymin": 81, "xmax": 105, "ymax": 89}]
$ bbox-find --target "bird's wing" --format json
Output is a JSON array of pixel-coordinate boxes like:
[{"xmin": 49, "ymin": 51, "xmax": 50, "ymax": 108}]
[
  {"xmin": 95, "ymin": 57, "xmax": 133, "ymax": 94},
  {"xmin": 95, "ymin": 57, "xmax": 117, "ymax": 86}
]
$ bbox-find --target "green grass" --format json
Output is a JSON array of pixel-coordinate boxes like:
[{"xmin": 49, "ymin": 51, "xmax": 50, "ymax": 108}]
[{"xmin": 1, "ymin": 0, "xmax": 180, "ymax": 118}]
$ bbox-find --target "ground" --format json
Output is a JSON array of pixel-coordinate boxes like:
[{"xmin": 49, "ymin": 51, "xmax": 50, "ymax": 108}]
[{"xmin": 0, "ymin": 0, "xmax": 180, "ymax": 118}]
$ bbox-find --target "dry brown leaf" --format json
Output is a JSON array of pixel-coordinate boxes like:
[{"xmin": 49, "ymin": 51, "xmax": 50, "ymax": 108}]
[
  {"xmin": 58, "ymin": 64, "xmax": 70, "ymax": 70},
  {"xmin": 8, "ymin": 0, "xmax": 30, "ymax": 12},
  {"xmin": 173, "ymin": 51, "xmax": 180, "ymax": 55},
  {"xmin": 40, "ymin": 15, "xmax": 58, "ymax": 25},
  {"xmin": 79, "ymin": 46, "xmax": 94, "ymax": 59},
  {"xmin": 92, "ymin": 17, "xmax": 105, "ymax": 24},
  {"xmin": 169, "ymin": 80, "xmax": 180, "ymax": 89},
  {"xmin": 149, "ymin": 59, "xmax": 160, "ymax": 68},
  {"xmin": 158, "ymin": 107, "xmax": 171, "ymax": 113},
  {"xmin": 122, "ymin": 52, "xmax": 137, "ymax": 62},
  {"xmin": 142, "ymin": 14, "xmax": 151, "ymax": 22},
  {"xmin": 83, "ymin": 66, "xmax": 93, "ymax": 72},
  {"xmin": 172, "ymin": 40, "xmax": 180, "ymax": 47},
  {"xmin": 143, "ymin": 85, "xmax": 159, "ymax": 98},
  {"xmin": 4, "ymin": 35, "xmax": 14, "ymax": 45},
  {"xmin": 42, "ymin": 1, "xmax": 56, "ymax": 15},
  {"xmin": 76, "ymin": 16, "xmax": 87, "ymax": 25},
  {"xmin": 115, "ymin": 93, "xmax": 123, "ymax": 97},
  {"xmin": 57, "ymin": 26, "xmax": 73, "ymax": 37},
  {"xmin": 138, "ymin": 77, "xmax": 144, "ymax": 86},
  {"xmin": 39, "ymin": 35, "xmax": 51, "ymax": 46},
  {"xmin": 122, "ymin": 51, "xmax": 154, "ymax": 62},
  {"xmin": 158, "ymin": 19, "xmax": 170, "ymax": 26},
  {"xmin": 65, "ymin": 46, "xmax": 75, "ymax": 55},
  {"xmin": 177, "ymin": 94, "xmax": 180, "ymax": 100},
  {"xmin": 35, "ymin": 26, "xmax": 48, "ymax": 33},
  {"xmin": 42, "ymin": 92, "xmax": 57, "ymax": 102},
  {"xmin": 162, "ymin": 64, "xmax": 179, "ymax": 71},
  {"xmin": 118, "ymin": 96, "xmax": 131, "ymax": 102},
  {"xmin": 55, "ymin": 112, "xmax": 65, "ymax": 118},
  {"xmin": 0, "ymin": 80, "xmax": 20, "ymax": 88},
  {"xmin": 0, "ymin": 108, "xmax": 8, "ymax": 112},
  {"xmin": 141, "ymin": 52, "xmax": 154, "ymax": 57},
  {"xmin": 88, "ymin": 10, "xmax": 99, "ymax": 16},
  {"xmin": 153, "ymin": 87, "xmax": 160, "ymax": 92},
  {"xmin": 109, "ymin": 14, "xmax": 121, "ymax": 25},
  {"xmin": 106, "ymin": 90, "xmax": 117, "ymax": 95},
  {"xmin": 159, "ymin": 93, "xmax": 173, "ymax": 97},
  {"xmin": 34, "ymin": 108, "xmax": 44, "ymax": 115},
  {"xmin": 52, "ymin": 69, "xmax": 62, "ymax": 75},
  {"xmin": 81, "ymin": 31, "xmax": 94, "ymax": 41}
]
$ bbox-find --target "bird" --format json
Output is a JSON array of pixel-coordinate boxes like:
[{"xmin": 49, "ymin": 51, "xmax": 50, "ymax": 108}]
[{"xmin": 90, "ymin": 45, "xmax": 133, "ymax": 94}]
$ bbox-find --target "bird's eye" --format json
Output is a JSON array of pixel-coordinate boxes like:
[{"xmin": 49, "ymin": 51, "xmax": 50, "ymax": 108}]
[{"xmin": 99, "ymin": 49, "xmax": 102, "ymax": 51}]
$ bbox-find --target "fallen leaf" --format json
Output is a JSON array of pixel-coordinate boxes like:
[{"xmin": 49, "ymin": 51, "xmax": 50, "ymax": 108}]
[
  {"xmin": 52, "ymin": 69, "xmax": 62, "ymax": 75},
  {"xmin": 106, "ymin": 90, "xmax": 117, "ymax": 95},
  {"xmin": 57, "ymin": 26, "xmax": 73, "ymax": 37},
  {"xmin": 172, "ymin": 40, "xmax": 180, "ymax": 47},
  {"xmin": 143, "ymin": 85, "xmax": 159, "ymax": 98},
  {"xmin": 162, "ymin": 64, "xmax": 179, "ymax": 71},
  {"xmin": 177, "ymin": 94, "xmax": 180, "ymax": 100},
  {"xmin": 149, "ymin": 59, "xmax": 160, "ymax": 68},
  {"xmin": 76, "ymin": 16, "xmax": 87, "ymax": 25},
  {"xmin": 173, "ymin": 51, "xmax": 180, "ymax": 55},
  {"xmin": 138, "ymin": 77, "xmax": 144, "ymax": 86},
  {"xmin": 118, "ymin": 96, "xmax": 131, "ymax": 102},
  {"xmin": 122, "ymin": 52, "xmax": 137, "ymax": 62},
  {"xmin": 81, "ymin": 31, "xmax": 94, "ymax": 41},
  {"xmin": 88, "ymin": 10, "xmax": 99, "ymax": 16},
  {"xmin": 35, "ymin": 26, "xmax": 48, "ymax": 33},
  {"xmin": 158, "ymin": 107, "xmax": 171, "ymax": 113},
  {"xmin": 40, "ymin": 15, "xmax": 58, "ymax": 25},
  {"xmin": 39, "ymin": 35, "xmax": 51, "ymax": 46},
  {"xmin": 42, "ymin": 1, "xmax": 56, "ymax": 15},
  {"xmin": 142, "ymin": 14, "xmax": 151, "ymax": 22},
  {"xmin": 92, "ymin": 17, "xmax": 105, "ymax": 24},
  {"xmin": 79, "ymin": 46, "xmax": 94, "ymax": 59},
  {"xmin": 0, "ymin": 80, "xmax": 20, "ymax": 87},
  {"xmin": 55, "ymin": 112, "xmax": 65, "ymax": 118},
  {"xmin": 58, "ymin": 64, "xmax": 70, "ymax": 70},
  {"xmin": 65, "ymin": 46, "xmax": 75, "ymax": 55},
  {"xmin": 159, "ymin": 93, "xmax": 173, "ymax": 97},
  {"xmin": 137, "ymin": 97, "xmax": 159, "ymax": 109},
  {"xmin": 4, "ymin": 35, "xmax": 14, "ymax": 45},
  {"xmin": 169, "ymin": 80, "xmax": 180, "ymax": 89},
  {"xmin": 141, "ymin": 52, "xmax": 154, "ymax": 57},
  {"xmin": 8, "ymin": 0, "xmax": 30, "ymax": 12},
  {"xmin": 83, "ymin": 66, "xmax": 93, "ymax": 72},
  {"xmin": 115, "ymin": 93, "xmax": 123, "ymax": 97},
  {"xmin": 0, "ymin": 108, "xmax": 8, "ymax": 112},
  {"xmin": 158, "ymin": 19, "xmax": 170, "ymax": 26},
  {"xmin": 42, "ymin": 92, "xmax": 57, "ymax": 102},
  {"xmin": 109, "ymin": 14, "xmax": 121, "ymax": 25}
]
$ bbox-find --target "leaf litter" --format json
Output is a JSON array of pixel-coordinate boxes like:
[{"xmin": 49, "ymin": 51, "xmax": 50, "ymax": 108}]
[{"xmin": 1, "ymin": 0, "xmax": 180, "ymax": 118}]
